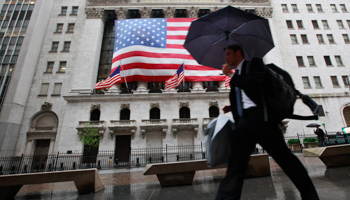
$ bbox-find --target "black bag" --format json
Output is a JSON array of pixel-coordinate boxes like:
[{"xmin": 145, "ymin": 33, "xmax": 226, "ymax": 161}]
[{"xmin": 246, "ymin": 60, "xmax": 319, "ymax": 122}]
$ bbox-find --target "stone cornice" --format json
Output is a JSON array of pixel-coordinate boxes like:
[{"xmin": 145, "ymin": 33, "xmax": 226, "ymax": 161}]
[
  {"xmin": 87, "ymin": 0, "xmax": 131, "ymax": 6},
  {"xmin": 230, "ymin": 0, "xmax": 269, "ymax": 3},
  {"xmin": 255, "ymin": 7, "xmax": 273, "ymax": 18}
]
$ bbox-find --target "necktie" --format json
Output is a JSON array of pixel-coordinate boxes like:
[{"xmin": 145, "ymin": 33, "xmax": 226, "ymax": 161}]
[{"xmin": 236, "ymin": 87, "xmax": 243, "ymax": 116}]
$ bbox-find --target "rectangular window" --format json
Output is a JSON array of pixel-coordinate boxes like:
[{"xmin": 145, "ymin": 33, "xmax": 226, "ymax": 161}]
[
  {"xmin": 343, "ymin": 34, "xmax": 350, "ymax": 44},
  {"xmin": 324, "ymin": 56, "xmax": 332, "ymax": 66},
  {"xmin": 58, "ymin": 61, "xmax": 66, "ymax": 72},
  {"xmin": 337, "ymin": 20, "xmax": 345, "ymax": 29},
  {"xmin": 286, "ymin": 20, "xmax": 293, "ymax": 29},
  {"xmin": 340, "ymin": 4, "xmax": 348, "ymax": 12},
  {"xmin": 67, "ymin": 23, "xmax": 75, "ymax": 33},
  {"xmin": 330, "ymin": 4, "xmax": 338, "ymax": 12},
  {"xmin": 39, "ymin": 83, "xmax": 49, "ymax": 96},
  {"xmin": 318, "ymin": 105, "xmax": 325, "ymax": 117},
  {"xmin": 52, "ymin": 83, "xmax": 62, "ymax": 96},
  {"xmin": 301, "ymin": 34, "xmax": 309, "ymax": 44},
  {"xmin": 306, "ymin": 4, "xmax": 313, "ymax": 12},
  {"xmin": 296, "ymin": 20, "xmax": 304, "ymax": 29},
  {"xmin": 348, "ymin": 20, "xmax": 350, "ymax": 28},
  {"xmin": 331, "ymin": 76, "xmax": 340, "ymax": 87},
  {"xmin": 282, "ymin": 4, "xmax": 288, "ymax": 12},
  {"xmin": 327, "ymin": 34, "xmax": 335, "ymax": 44},
  {"xmin": 56, "ymin": 23, "xmax": 63, "ymax": 33},
  {"xmin": 46, "ymin": 62, "xmax": 54, "ymax": 73},
  {"xmin": 314, "ymin": 76, "xmax": 323, "ymax": 88},
  {"xmin": 302, "ymin": 77, "xmax": 311, "ymax": 88},
  {"xmin": 297, "ymin": 56, "xmax": 305, "ymax": 67},
  {"xmin": 290, "ymin": 34, "xmax": 298, "ymax": 44},
  {"xmin": 51, "ymin": 41, "xmax": 59, "ymax": 52},
  {"xmin": 60, "ymin": 6, "xmax": 67, "ymax": 15},
  {"xmin": 335, "ymin": 56, "xmax": 344, "ymax": 66},
  {"xmin": 342, "ymin": 76, "xmax": 349, "ymax": 86},
  {"xmin": 307, "ymin": 56, "xmax": 316, "ymax": 66},
  {"xmin": 291, "ymin": 4, "xmax": 299, "ymax": 13},
  {"xmin": 312, "ymin": 20, "xmax": 319, "ymax": 29},
  {"xmin": 317, "ymin": 34, "xmax": 325, "ymax": 44},
  {"xmin": 62, "ymin": 41, "xmax": 70, "ymax": 52},
  {"xmin": 316, "ymin": 4, "xmax": 323, "ymax": 12},
  {"xmin": 71, "ymin": 6, "xmax": 78, "ymax": 15},
  {"xmin": 322, "ymin": 20, "xmax": 329, "ymax": 29}
]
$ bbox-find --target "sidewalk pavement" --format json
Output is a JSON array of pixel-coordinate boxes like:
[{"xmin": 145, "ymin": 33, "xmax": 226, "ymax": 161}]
[{"xmin": 15, "ymin": 154, "xmax": 350, "ymax": 200}]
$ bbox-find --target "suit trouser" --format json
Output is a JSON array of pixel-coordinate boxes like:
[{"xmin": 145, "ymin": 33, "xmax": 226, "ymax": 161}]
[{"xmin": 215, "ymin": 107, "xmax": 319, "ymax": 200}]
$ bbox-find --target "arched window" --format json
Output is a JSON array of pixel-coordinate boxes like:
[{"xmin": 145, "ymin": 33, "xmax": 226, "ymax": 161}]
[
  {"xmin": 150, "ymin": 107, "xmax": 160, "ymax": 119},
  {"xmin": 120, "ymin": 108, "xmax": 130, "ymax": 120},
  {"xmin": 90, "ymin": 109, "xmax": 100, "ymax": 121},
  {"xmin": 179, "ymin": 107, "xmax": 190, "ymax": 118},
  {"xmin": 343, "ymin": 106, "xmax": 350, "ymax": 126},
  {"xmin": 209, "ymin": 106, "xmax": 219, "ymax": 118}
]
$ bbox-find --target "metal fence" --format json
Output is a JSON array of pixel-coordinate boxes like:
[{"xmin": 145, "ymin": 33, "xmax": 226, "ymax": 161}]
[{"xmin": 0, "ymin": 133, "xmax": 348, "ymax": 175}]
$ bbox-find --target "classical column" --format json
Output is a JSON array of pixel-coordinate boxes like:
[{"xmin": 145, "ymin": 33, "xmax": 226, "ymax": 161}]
[
  {"xmin": 191, "ymin": 81, "xmax": 206, "ymax": 93},
  {"xmin": 70, "ymin": 8, "xmax": 105, "ymax": 94},
  {"xmin": 140, "ymin": 7, "xmax": 152, "ymax": 18},
  {"xmin": 187, "ymin": 7, "xmax": 199, "ymax": 18},
  {"xmin": 133, "ymin": 81, "xmax": 149, "ymax": 94},
  {"xmin": 164, "ymin": 7, "xmax": 175, "ymax": 18}
]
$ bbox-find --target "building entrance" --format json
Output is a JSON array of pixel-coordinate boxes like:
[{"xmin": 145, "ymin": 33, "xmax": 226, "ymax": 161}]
[
  {"xmin": 114, "ymin": 135, "xmax": 131, "ymax": 167},
  {"xmin": 31, "ymin": 139, "xmax": 50, "ymax": 172}
]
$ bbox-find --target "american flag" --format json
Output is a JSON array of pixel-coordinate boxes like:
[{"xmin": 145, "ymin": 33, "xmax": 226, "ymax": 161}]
[
  {"xmin": 165, "ymin": 63, "xmax": 184, "ymax": 89},
  {"xmin": 112, "ymin": 18, "xmax": 225, "ymax": 82},
  {"xmin": 224, "ymin": 69, "xmax": 236, "ymax": 88},
  {"xmin": 95, "ymin": 66, "xmax": 122, "ymax": 89}
]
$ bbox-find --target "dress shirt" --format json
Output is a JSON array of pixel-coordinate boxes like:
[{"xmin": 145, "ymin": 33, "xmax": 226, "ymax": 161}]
[{"xmin": 232, "ymin": 60, "xmax": 257, "ymax": 109}]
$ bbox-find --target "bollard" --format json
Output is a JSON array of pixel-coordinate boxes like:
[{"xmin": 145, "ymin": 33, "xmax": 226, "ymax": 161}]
[
  {"xmin": 48, "ymin": 163, "xmax": 52, "ymax": 171},
  {"xmin": 97, "ymin": 160, "xmax": 101, "ymax": 170},
  {"xmin": 162, "ymin": 156, "xmax": 164, "ymax": 162},
  {"xmin": 9, "ymin": 166, "xmax": 16, "ymax": 174},
  {"xmin": 72, "ymin": 162, "xmax": 76, "ymax": 170},
  {"xmin": 202, "ymin": 152, "xmax": 206, "ymax": 159},
  {"xmin": 149, "ymin": 157, "xmax": 152, "ymax": 163},
  {"xmin": 190, "ymin": 154, "xmax": 193, "ymax": 160},
  {"xmin": 34, "ymin": 163, "xmax": 39, "ymax": 173},
  {"xmin": 136, "ymin": 158, "xmax": 140, "ymax": 167},
  {"xmin": 59, "ymin": 163, "xmax": 64, "ymax": 171},
  {"xmin": 22, "ymin": 165, "xmax": 28, "ymax": 173},
  {"xmin": 177, "ymin": 155, "xmax": 179, "ymax": 161},
  {"xmin": 114, "ymin": 159, "xmax": 119, "ymax": 168},
  {"xmin": 0, "ymin": 165, "xmax": 3, "ymax": 175}
]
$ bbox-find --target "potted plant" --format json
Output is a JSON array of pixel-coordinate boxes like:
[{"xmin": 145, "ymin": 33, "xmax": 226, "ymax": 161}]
[
  {"xmin": 303, "ymin": 137, "xmax": 318, "ymax": 148},
  {"xmin": 287, "ymin": 139, "xmax": 301, "ymax": 151},
  {"xmin": 78, "ymin": 123, "xmax": 101, "ymax": 166}
]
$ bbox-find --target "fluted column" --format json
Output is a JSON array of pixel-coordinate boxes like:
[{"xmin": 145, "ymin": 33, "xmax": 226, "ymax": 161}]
[
  {"xmin": 191, "ymin": 81, "xmax": 206, "ymax": 93},
  {"xmin": 71, "ymin": 8, "xmax": 105, "ymax": 94}
]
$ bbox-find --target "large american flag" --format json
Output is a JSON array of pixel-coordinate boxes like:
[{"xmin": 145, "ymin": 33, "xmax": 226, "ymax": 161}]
[
  {"xmin": 165, "ymin": 63, "xmax": 184, "ymax": 89},
  {"xmin": 112, "ymin": 18, "xmax": 225, "ymax": 82}
]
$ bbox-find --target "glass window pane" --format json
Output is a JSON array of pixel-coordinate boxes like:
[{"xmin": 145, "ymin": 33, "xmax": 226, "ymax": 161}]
[
  {"xmin": 52, "ymin": 83, "xmax": 62, "ymax": 95},
  {"xmin": 39, "ymin": 83, "xmax": 49, "ymax": 95}
]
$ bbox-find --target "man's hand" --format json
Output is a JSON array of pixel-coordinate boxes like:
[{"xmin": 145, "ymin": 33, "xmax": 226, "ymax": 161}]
[
  {"xmin": 222, "ymin": 64, "xmax": 233, "ymax": 77},
  {"xmin": 222, "ymin": 105, "xmax": 231, "ymax": 113}
]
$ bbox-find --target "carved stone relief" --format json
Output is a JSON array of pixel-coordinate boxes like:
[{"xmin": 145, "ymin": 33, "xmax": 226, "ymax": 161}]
[
  {"xmin": 255, "ymin": 7, "xmax": 273, "ymax": 18},
  {"xmin": 179, "ymin": 102, "xmax": 189, "ymax": 107},
  {"xmin": 150, "ymin": 103, "xmax": 159, "ymax": 108},
  {"xmin": 85, "ymin": 8, "xmax": 105, "ymax": 20},
  {"xmin": 209, "ymin": 101, "xmax": 218, "ymax": 107},
  {"xmin": 164, "ymin": 7, "xmax": 175, "ymax": 18},
  {"xmin": 115, "ymin": 7, "xmax": 127, "ymax": 20},
  {"xmin": 187, "ymin": 7, "xmax": 199, "ymax": 18},
  {"xmin": 140, "ymin": 7, "xmax": 152, "ymax": 18},
  {"xmin": 121, "ymin": 103, "xmax": 130, "ymax": 109},
  {"xmin": 87, "ymin": 0, "xmax": 131, "ymax": 6},
  {"xmin": 91, "ymin": 104, "xmax": 101, "ymax": 111},
  {"xmin": 41, "ymin": 102, "xmax": 52, "ymax": 111}
]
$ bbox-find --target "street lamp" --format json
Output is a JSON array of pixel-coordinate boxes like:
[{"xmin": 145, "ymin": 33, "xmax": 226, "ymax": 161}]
[{"xmin": 322, "ymin": 123, "xmax": 328, "ymax": 134}]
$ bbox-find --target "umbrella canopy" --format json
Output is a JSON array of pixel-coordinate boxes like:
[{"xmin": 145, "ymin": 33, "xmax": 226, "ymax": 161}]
[
  {"xmin": 306, "ymin": 123, "xmax": 321, "ymax": 128},
  {"xmin": 184, "ymin": 6, "xmax": 274, "ymax": 69}
]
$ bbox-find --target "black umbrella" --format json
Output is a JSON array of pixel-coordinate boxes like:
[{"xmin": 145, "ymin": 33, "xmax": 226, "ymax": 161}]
[
  {"xmin": 306, "ymin": 123, "xmax": 321, "ymax": 128},
  {"xmin": 184, "ymin": 6, "xmax": 274, "ymax": 69}
]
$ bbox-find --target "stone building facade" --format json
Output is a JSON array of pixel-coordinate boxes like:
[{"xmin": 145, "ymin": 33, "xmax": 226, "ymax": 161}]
[{"xmin": 0, "ymin": 0, "xmax": 349, "ymax": 158}]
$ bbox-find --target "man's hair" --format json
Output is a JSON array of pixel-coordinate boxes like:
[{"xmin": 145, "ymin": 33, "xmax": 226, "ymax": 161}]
[{"xmin": 224, "ymin": 44, "xmax": 244, "ymax": 57}]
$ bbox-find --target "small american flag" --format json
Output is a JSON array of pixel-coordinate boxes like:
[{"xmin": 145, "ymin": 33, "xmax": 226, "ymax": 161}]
[
  {"xmin": 95, "ymin": 66, "xmax": 122, "ymax": 89},
  {"xmin": 165, "ymin": 64, "xmax": 184, "ymax": 89},
  {"xmin": 224, "ymin": 69, "xmax": 236, "ymax": 88}
]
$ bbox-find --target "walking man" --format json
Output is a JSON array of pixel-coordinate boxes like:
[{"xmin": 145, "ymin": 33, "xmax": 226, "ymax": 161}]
[{"xmin": 216, "ymin": 44, "xmax": 319, "ymax": 200}]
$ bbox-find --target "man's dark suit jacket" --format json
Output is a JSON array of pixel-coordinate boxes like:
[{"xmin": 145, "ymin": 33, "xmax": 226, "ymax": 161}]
[{"xmin": 229, "ymin": 58, "xmax": 268, "ymax": 123}]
